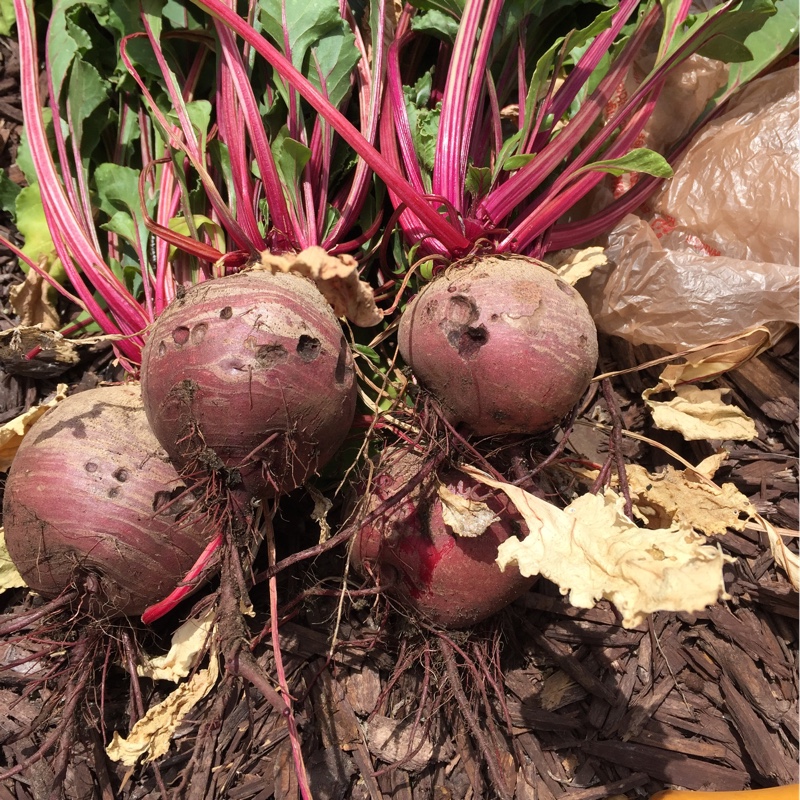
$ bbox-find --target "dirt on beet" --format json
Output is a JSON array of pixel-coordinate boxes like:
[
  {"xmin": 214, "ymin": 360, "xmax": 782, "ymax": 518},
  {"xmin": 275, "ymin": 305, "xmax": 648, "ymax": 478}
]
[{"xmin": 0, "ymin": 29, "xmax": 797, "ymax": 800}]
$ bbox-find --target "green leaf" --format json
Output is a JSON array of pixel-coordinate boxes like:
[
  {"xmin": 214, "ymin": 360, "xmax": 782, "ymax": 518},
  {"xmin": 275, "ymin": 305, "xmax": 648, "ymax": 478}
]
[
  {"xmin": 66, "ymin": 59, "xmax": 108, "ymax": 160},
  {"xmin": 466, "ymin": 166, "xmax": 492, "ymax": 197},
  {"xmin": 353, "ymin": 344, "xmax": 381, "ymax": 364},
  {"xmin": 168, "ymin": 215, "xmax": 227, "ymax": 254},
  {"xmin": 271, "ymin": 127, "xmax": 312, "ymax": 191},
  {"xmin": 104, "ymin": 0, "xmax": 145, "ymax": 38},
  {"xmin": 162, "ymin": 0, "xmax": 207, "ymax": 29},
  {"xmin": 419, "ymin": 260, "xmax": 435, "ymax": 281},
  {"xmin": 403, "ymin": 70, "xmax": 441, "ymax": 187},
  {"xmin": 0, "ymin": 0, "xmax": 14, "ymax": 36},
  {"xmin": 94, "ymin": 163, "xmax": 151, "ymax": 258},
  {"xmin": 259, "ymin": 0, "xmax": 359, "ymax": 106},
  {"xmin": 0, "ymin": 172, "xmax": 20, "ymax": 215},
  {"xmin": 14, "ymin": 185, "xmax": 65, "ymax": 282},
  {"xmin": 310, "ymin": 23, "xmax": 360, "ymax": 107},
  {"xmin": 502, "ymin": 153, "xmax": 537, "ymax": 171},
  {"xmin": 15, "ymin": 185, "xmax": 56, "ymax": 268},
  {"xmin": 406, "ymin": 0, "xmax": 463, "ymax": 16},
  {"xmin": 410, "ymin": 8, "xmax": 460, "ymax": 42},
  {"xmin": 572, "ymin": 148, "xmax": 674, "ymax": 179},
  {"xmin": 406, "ymin": 70, "xmax": 433, "ymax": 108},
  {"xmin": 713, "ymin": 0, "xmax": 798, "ymax": 96},
  {"xmin": 109, "ymin": 257, "xmax": 144, "ymax": 298},
  {"xmin": 101, "ymin": 211, "xmax": 139, "ymax": 246},
  {"xmin": 694, "ymin": 0, "xmax": 777, "ymax": 62},
  {"xmin": 47, "ymin": 1, "xmax": 114, "ymax": 97}
]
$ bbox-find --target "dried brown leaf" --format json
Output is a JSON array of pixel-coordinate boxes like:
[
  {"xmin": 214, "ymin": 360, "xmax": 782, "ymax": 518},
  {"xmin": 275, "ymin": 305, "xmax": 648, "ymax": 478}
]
[
  {"xmin": 644, "ymin": 385, "xmax": 756, "ymax": 441},
  {"xmin": 9, "ymin": 269, "xmax": 59, "ymax": 330},
  {"xmin": 137, "ymin": 607, "xmax": 215, "ymax": 682},
  {"xmin": 626, "ymin": 464, "xmax": 752, "ymax": 536},
  {"xmin": 0, "ymin": 527, "xmax": 26, "ymax": 592},
  {"xmin": 462, "ymin": 466, "xmax": 731, "ymax": 628},
  {"xmin": 107, "ymin": 648, "xmax": 219, "ymax": 766},
  {"xmin": 0, "ymin": 384, "xmax": 68, "ymax": 471},
  {"xmin": 255, "ymin": 246, "xmax": 382, "ymax": 326},
  {"xmin": 437, "ymin": 483, "xmax": 499, "ymax": 537}
]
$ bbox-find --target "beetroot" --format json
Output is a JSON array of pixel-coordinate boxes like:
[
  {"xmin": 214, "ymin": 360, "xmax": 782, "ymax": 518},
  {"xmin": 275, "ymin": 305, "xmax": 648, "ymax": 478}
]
[
  {"xmin": 140, "ymin": 271, "xmax": 357, "ymax": 496},
  {"xmin": 352, "ymin": 449, "xmax": 535, "ymax": 628},
  {"xmin": 3, "ymin": 384, "xmax": 216, "ymax": 617},
  {"xmin": 398, "ymin": 256, "xmax": 598, "ymax": 436}
]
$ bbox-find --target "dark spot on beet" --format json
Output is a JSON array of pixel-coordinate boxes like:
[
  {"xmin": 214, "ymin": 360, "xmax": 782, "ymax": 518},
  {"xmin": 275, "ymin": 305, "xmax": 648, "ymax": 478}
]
[
  {"xmin": 108, "ymin": 487, "xmax": 120, "ymax": 499},
  {"xmin": 152, "ymin": 491, "xmax": 170, "ymax": 513},
  {"xmin": 440, "ymin": 296, "xmax": 487, "ymax": 358},
  {"xmin": 191, "ymin": 323, "xmax": 208, "ymax": 344},
  {"xmin": 172, "ymin": 326, "xmax": 190, "ymax": 345},
  {"xmin": 447, "ymin": 325, "xmax": 489, "ymax": 359},
  {"xmin": 158, "ymin": 341, "xmax": 167, "ymax": 357},
  {"xmin": 490, "ymin": 313, "xmax": 499, "ymax": 321},
  {"xmin": 85, "ymin": 462, "xmax": 98, "ymax": 473},
  {"xmin": 220, "ymin": 306, "xmax": 233, "ymax": 319},
  {"xmin": 297, "ymin": 335, "xmax": 321, "ymax": 363},
  {"xmin": 492, "ymin": 409, "xmax": 510, "ymax": 422},
  {"xmin": 444, "ymin": 295, "xmax": 479, "ymax": 326},
  {"xmin": 256, "ymin": 343, "xmax": 288, "ymax": 368},
  {"xmin": 556, "ymin": 279, "xmax": 573, "ymax": 296},
  {"xmin": 579, "ymin": 333, "xmax": 588, "ymax": 346},
  {"xmin": 113, "ymin": 468, "xmax": 129, "ymax": 482},
  {"xmin": 152, "ymin": 485, "xmax": 189, "ymax": 514}
]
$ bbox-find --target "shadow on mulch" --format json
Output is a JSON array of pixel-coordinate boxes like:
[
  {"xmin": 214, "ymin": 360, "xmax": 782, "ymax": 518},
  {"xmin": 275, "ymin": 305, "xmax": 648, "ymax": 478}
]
[{"xmin": 0, "ymin": 27, "xmax": 797, "ymax": 800}]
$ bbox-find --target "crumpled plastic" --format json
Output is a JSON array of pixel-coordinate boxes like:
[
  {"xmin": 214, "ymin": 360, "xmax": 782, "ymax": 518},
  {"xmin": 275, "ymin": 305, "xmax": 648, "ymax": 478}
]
[{"xmin": 584, "ymin": 67, "xmax": 798, "ymax": 352}]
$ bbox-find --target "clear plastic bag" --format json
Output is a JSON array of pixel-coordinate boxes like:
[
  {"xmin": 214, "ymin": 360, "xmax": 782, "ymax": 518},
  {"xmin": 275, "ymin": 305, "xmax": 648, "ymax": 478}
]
[{"xmin": 584, "ymin": 67, "xmax": 798, "ymax": 352}]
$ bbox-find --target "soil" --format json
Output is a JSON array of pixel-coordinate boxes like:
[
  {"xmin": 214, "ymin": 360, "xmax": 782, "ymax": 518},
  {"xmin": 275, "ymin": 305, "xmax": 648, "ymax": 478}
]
[{"xmin": 0, "ymin": 31, "xmax": 797, "ymax": 800}]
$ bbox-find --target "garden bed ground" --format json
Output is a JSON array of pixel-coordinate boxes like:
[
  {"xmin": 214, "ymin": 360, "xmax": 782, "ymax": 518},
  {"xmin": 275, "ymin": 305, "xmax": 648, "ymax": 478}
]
[{"xmin": 0, "ymin": 33, "xmax": 797, "ymax": 800}]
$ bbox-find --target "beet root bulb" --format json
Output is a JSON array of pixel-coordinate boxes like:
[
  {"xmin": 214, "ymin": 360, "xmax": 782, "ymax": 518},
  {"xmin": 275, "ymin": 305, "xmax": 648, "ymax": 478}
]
[
  {"xmin": 351, "ymin": 449, "xmax": 535, "ymax": 628},
  {"xmin": 141, "ymin": 271, "xmax": 357, "ymax": 496},
  {"xmin": 3, "ymin": 384, "xmax": 216, "ymax": 617},
  {"xmin": 398, "ymin": 256, "xmax": 598, "ymax": 436}
]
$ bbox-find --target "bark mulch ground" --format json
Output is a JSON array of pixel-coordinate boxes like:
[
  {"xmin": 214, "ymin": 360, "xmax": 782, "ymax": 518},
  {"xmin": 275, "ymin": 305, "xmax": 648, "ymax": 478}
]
[{"xmin": 0, "ymin": 31, "xmax": 797, "ymax": 800}]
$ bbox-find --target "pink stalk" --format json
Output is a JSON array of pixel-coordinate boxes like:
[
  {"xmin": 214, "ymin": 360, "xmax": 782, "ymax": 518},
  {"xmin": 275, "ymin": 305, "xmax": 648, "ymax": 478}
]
[
  {"xmin": 44, "ymin": 3, "xmax": 95, "ymax": 240},
  {"xmin": 16, "ymin": 0, "xmax": 148, "ymax": 362},
  {"xmin": 322, "ymin": 0, "xmax": 386, "ymax": 248},
  {"xmin": 155, "ymin": 176, "xmax": 183, "ymax": 310},
  {"xmin": 190, "ymin": 0, "xmax": 473, "ymax": 255},
  {"xmin": 432, "ymin": 0, "xmax": 486, "ymax": 208},
  {"xmin": 480, "ymin": 0, "xmax": 652, "ymax": 222},
  {"xmin": 217, "ymin": 60, "xmax": 267, "ymax": 245},
  {"xmin": 140, "ymin": 533, "xmax": 224, "ymax": 625},
  {"xmin": 214, "ymin": 7, "xmax": 294, "ymax": 240},
  {"xmin": 500, "ymin": 99, "xmax": 658, "ymax": 253},
  {"xmin": 456, "ymin": 0, "xmax": 504, "ymax": 209},
  {"xmin": 378, "ymin": 96, "xmax": 450, "ymax": 255},
  {"xmin": 545, "ymin": 172, "xmax": 662, "ymax": 250},
  {"xmin": 133, "ymin": 23, "xmax": 257, "ymax": 256},
  {"xmin": 535, "ymin": 0, "xmax": 641, "ymax": 147},
  {"xmin": 385, "ymin": 34, "xmax": 427, "ymax": 194}
]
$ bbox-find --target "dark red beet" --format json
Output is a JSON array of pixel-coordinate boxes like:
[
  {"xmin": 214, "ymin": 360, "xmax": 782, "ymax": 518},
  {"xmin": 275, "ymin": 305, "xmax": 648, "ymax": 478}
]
[
  {"xmin": 398, "ymin": 256, "xmax": 598, "ymax": 435},
  {"xmin": 140, "ymin": 271, "xmax": 357, "ymax": 496},
  {"xmin": 351, "ymin": 449, "xmax": 535, "ymax": 628},
  {"xmin": 3, "ymin": 384, "xmax": 216, "ymax": 617}
]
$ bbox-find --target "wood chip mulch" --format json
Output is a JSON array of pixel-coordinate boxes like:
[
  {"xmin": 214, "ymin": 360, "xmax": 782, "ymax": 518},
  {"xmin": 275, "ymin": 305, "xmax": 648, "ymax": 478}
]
[{"xmin": 0, "ymin": 29, "xmax": 797, "ymax": 800}]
